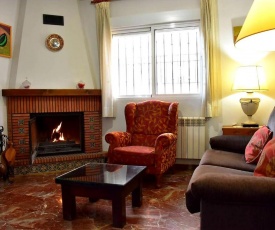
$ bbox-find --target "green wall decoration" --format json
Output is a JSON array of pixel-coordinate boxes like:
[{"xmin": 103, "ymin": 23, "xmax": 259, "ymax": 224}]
[{"xmin": 0, "ymin": 22, "xmax": 11, "ymax": 58}]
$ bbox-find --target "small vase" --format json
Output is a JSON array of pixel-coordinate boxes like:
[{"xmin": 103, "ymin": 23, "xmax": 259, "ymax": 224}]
[
  {"xmin": 22, "ymin": 78, "xmax": 31, "ymax": 89},
  {"xmin": 77, "ymin": 81, "xmax": 85, "ymax": 89}
]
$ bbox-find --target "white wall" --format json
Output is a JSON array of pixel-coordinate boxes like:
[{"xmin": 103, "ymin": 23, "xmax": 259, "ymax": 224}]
[
  {"xmin": 1, "ymin": 0, "xmax": 275, "ymax": 152},
  {"xmin": 10, "ymin": 0, "xmax": 95, "ymax": 90}
]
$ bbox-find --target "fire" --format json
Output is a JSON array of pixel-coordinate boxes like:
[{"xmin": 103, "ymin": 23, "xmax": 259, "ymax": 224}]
[{"xmin": 51, "ymin": 122, "xmax": 65, "ymax": 142}]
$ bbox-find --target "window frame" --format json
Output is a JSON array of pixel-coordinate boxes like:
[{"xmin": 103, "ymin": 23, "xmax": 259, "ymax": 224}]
[{"xmin": 111, "ymin": 20, "xmax": 203, "ymax": 99}]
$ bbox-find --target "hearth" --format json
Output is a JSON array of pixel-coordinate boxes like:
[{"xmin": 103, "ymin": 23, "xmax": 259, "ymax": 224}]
[{"xmin": 29, "ymin": 112, "xmax": 84, "ymax": 163}]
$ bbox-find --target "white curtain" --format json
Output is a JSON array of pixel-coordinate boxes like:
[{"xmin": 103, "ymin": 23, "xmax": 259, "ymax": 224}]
[
  {"xmin": 95, "ymin": 2, "xmax": 114, "ymax": 117},
  {"xmin": 200, "ymin": 0, "xmax": 221, "ymax": 117}
]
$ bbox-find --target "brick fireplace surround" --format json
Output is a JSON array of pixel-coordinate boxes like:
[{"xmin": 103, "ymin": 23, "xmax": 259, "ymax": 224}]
[{"xmin": 2, "ymin": 89, "xmax": 107, "ymax": 175}]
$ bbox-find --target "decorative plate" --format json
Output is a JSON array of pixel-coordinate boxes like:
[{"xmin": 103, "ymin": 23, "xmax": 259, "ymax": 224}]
[{"xmin": 45, "ymin": 34, "xmax": 64, "ymax": 51}]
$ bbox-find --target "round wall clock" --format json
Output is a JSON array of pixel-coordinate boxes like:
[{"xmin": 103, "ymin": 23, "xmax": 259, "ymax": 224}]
[{"xmin": 45, "ymin": 34, "xmax": 64, "ymax": 51}]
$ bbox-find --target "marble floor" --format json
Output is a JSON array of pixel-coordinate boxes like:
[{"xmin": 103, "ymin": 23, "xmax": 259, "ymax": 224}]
[{"xmin": 0, "ymin": 165, "xmax": 200, "ymax": 230}]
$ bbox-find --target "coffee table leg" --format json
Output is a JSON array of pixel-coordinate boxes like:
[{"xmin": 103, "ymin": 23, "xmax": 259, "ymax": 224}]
[
  {"xmin": 61, "ymin": 185, "xmax": 76, "ymax": 220},
  {"xmin": 132, "ymin": 183, "xmax": 142, "ymax": 207},
  {"xmin": 112, "ymin": 196, "xmax": 126, "ymax": 228}
]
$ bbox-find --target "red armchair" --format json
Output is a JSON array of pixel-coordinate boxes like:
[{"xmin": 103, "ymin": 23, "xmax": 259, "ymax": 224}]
[{"xmin": 105, "ymin": 100, "xmax": 179, "ymax": 188}]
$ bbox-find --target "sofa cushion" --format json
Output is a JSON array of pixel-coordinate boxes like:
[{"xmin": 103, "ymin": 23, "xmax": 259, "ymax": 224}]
[
  {"xmin": 245, "ymin": 126, "xmax": 272, "ymax": 164},
  {"xmin": 254, "ymin": 137, "xmax": 275, "ymax": 177},
  {"xmin": 200, "ymin": 149, "xmax": 256, "ymax": 172},
  {"xmin": 210, "ymin": 135, "xmax": 252, "ymax": 154}
]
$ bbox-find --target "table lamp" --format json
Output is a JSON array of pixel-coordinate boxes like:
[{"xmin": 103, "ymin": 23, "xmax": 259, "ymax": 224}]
[{"xmin": 232, "ymin": 66, "xmax": 268, "ymax": 127}]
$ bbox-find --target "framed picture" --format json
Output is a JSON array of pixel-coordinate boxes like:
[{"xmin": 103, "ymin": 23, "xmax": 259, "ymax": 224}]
[{"xmin": 0, "ymin": 22, "xmax": 12, "ymax": 58}]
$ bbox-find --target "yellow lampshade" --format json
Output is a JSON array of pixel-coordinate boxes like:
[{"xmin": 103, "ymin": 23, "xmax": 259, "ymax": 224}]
[
  {"xmin": 232, "ymin": 66, "xmax": 268, "ymax": 92},
  {"xmin": 235, "ymin": 0, "xmax": 275, "ymax": 51}
]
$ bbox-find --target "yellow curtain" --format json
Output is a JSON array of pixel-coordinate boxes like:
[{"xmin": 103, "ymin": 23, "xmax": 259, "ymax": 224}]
[
  {"xmin": 95, "ymin": 2, "xmax": 114, "ymax": 117},
  {"xmin": 200, "ymin": 0, "xmax": 221, "ymax": 117}
]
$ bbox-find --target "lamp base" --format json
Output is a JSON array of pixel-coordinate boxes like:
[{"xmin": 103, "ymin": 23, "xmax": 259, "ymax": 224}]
[
  {"xmin": 241, "ymin": 113, "xmax": 259, "ymax": 128},
  {"xmin": 242, "ymin": 123, "xmax": 259, "ymax": 127}
]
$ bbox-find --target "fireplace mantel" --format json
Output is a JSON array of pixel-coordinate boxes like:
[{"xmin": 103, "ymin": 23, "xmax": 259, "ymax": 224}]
[{"xmin": 2, "ymin": 89, "xmax": 101, "ymax": 97}]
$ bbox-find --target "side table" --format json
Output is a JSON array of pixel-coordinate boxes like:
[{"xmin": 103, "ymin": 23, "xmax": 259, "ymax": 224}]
[{"xmin": 222, "ymin": 126, "xmax": 260, "ymax": 136}]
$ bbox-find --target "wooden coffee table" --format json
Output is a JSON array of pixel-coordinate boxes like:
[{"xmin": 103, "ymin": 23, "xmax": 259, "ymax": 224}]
[{"xmin": 55, "ymin": 163, "xmax": 146, "ymax": 228}]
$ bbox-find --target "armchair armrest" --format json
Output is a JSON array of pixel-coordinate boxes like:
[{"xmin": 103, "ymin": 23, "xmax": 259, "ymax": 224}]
[
  {"xmin": 191, "ymin": 173, "xmax": 275, "ymax": 203},
  {"xmin": 155, "ymin": 133, "xmax": 177, "ymax": 148},
  {"xmin": 210, "ymin": 135, "xmax": 252, "ymax": 154},
  {"xmin": 105, "ymin": 131, "xmax": 131, "ymax": 148}
]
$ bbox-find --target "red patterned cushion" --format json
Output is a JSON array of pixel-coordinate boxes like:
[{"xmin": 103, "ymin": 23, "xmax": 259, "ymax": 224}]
[
  {"xmin": 254, "ymin": 138, "xmax": 275, "ymax": 177},
  {"xmin": 245, "ymin": 126, "xmax": 272, "ymax": 164},
  {"xmin": 112, "ymin": 146, "xmax": 156, "ymax": 166}
]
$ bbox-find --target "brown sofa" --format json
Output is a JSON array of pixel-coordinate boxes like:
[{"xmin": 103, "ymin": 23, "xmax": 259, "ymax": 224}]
[{"xmin": 186, "ymin": 107, "xmax": 275, "ymax": 230}]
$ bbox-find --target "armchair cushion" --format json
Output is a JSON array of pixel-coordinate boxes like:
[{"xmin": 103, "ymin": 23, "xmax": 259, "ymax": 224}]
[
  {"xmin": 110, "ymin": 146, "xmax": 156, "ymax": 166},
  {"xmin": 245, "ymin": 126, "xmax": 272, "ymax": 164}
]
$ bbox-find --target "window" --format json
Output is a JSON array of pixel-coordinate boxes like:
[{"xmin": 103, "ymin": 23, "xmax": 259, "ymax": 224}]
[
  {"xmin": 112, "ymin": 31, "xmax": 152, "ymax": 96},
  {"xmin": 112, "ymin": 22, "xmax": 202, "ymax": 97}
]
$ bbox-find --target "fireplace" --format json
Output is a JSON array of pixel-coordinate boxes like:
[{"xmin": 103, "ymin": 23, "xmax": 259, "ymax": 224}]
[
  {"xmin": 2, "ymin": 89, "xmax": 103, "ymax": 166},
  {"xmin": 29, "ymin": 112, "xmax": 84, "ymax": 162}
]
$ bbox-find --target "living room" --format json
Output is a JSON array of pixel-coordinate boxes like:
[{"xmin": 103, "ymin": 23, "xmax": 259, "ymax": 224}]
[{"xmin": 1, "ymin": 0, "xmax": 275, "ymax": 229}]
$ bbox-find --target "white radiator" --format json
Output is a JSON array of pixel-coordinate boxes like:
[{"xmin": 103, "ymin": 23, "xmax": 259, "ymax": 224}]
[{"xmin": 176, "ymin": 117, "xmax": 206, "ymax": 159}]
